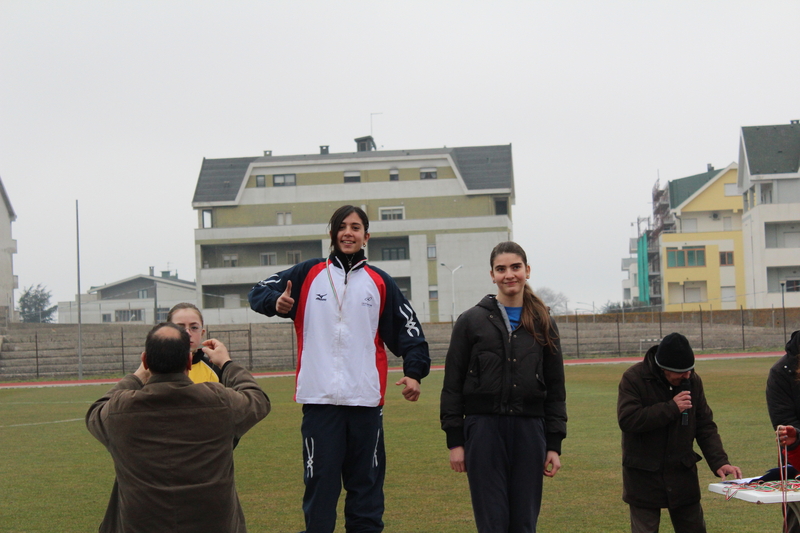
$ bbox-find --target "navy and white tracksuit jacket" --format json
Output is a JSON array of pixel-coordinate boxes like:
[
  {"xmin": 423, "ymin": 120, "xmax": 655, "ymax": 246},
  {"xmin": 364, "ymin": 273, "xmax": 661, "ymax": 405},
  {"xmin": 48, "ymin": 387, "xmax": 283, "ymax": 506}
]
[{"xmin": 248, "ymin": 253, "xmax": 430, "ymax": 406}]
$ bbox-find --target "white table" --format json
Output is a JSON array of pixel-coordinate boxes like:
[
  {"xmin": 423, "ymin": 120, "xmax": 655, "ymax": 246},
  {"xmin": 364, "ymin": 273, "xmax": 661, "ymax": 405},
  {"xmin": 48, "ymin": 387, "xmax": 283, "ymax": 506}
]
[{"xmin": 709, "ymin": 478, "xmax": 800, "ymax": 504}]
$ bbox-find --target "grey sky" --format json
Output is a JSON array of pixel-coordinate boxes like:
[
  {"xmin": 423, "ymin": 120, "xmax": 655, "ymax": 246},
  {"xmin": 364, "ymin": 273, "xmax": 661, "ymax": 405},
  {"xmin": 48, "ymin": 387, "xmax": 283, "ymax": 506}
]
[{"xmin": 2, "ymin": 1, "xmax": 798, "ymax": 315}]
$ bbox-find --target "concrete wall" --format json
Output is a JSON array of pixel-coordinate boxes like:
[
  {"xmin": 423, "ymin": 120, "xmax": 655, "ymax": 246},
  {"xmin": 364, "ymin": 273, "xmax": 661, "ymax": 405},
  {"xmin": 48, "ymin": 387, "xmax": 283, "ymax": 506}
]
[{"xmin": 2, "ymin": 311, "xmax": 797, "ymax": 380}]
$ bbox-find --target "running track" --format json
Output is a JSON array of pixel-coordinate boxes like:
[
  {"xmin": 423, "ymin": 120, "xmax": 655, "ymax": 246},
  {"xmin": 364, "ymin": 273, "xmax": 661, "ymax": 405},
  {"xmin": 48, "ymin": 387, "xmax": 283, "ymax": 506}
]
[{"xmin": 0, "ymin": 351, "xmax": 783, "ymax": 390}]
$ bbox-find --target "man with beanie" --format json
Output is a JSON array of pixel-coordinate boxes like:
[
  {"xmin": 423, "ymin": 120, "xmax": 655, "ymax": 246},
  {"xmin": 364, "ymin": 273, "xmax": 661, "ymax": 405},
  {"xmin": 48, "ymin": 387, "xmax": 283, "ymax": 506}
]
[
  {"xmin": 617, "ymin": 332, "xmax": 741, "ymax": 533},
  {"xmin": 766, "ymin": 329, "xmax": 800, "ymax": 531}
]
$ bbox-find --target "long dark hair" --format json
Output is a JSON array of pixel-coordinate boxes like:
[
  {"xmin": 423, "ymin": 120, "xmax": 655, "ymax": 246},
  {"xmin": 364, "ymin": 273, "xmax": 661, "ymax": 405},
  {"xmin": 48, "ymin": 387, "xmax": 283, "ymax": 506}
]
[
  {"xmin": 490, "ymin": 241, "xmax": 558, "ymax": 348},
  {"xmin": 328, "ymin": 205, "xmax": 369, "ymax": 253},
  {"xmin": 166, "ymin": 302, "xmax": 204, "ymax": 325}
]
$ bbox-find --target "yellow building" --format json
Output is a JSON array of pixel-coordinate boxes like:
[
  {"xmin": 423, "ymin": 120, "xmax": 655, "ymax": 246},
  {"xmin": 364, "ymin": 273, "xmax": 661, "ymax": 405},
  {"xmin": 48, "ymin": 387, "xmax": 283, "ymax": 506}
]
[{"xmin": 659, "ymin": 163, "xmax": 746, "ymax": 311}]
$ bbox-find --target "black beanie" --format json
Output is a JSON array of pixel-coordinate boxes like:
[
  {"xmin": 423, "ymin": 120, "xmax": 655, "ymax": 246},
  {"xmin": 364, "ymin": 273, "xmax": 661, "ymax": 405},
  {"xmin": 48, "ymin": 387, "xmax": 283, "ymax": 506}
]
[{"xmin": 655, "ymin": 332, "xmax": 695, "ymax": 372}]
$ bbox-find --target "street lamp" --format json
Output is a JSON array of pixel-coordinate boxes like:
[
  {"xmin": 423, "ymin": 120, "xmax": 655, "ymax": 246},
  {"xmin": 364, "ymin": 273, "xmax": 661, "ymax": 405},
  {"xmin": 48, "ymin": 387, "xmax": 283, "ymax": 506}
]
[
  {"xmin": 577, "ymin": 301, "xmax": 596, "ymax": 323},
  {"xmin": 781, "ymin": 281, "xmax": 787, "ymax": 343},
  {"xmin": 440, "ymin": 263, "xmax": 463, "ymax": 322}
]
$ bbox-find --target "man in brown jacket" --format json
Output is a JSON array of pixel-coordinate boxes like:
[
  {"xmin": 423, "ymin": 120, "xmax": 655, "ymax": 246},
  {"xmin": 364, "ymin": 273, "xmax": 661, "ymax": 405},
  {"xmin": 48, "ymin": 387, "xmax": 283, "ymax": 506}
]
[
  {"xmin": 617, "ymin": 332, "xmax": 740, "ymax": 533},
  {"xmin": 86, "ymin": 322, "xmax": 270, "ymax": 532}
]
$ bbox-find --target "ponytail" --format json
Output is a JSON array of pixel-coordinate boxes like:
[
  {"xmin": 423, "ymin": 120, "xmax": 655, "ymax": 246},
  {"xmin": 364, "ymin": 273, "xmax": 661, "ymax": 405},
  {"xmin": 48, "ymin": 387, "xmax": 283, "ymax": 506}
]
[{"xmin": 521, "ymin": 283, "xmax": 558, "ymax": 349}]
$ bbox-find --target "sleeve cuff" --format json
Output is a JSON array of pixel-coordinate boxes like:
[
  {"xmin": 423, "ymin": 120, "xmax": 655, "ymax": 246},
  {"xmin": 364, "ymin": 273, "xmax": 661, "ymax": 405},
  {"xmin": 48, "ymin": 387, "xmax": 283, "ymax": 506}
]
[
  {"xmin": 546, "ymin": 433, "xmax": 563, "ymax": 455},
  {"xmin": 445, "ymin": 427, "xmax": 465, "ymax": 449}
]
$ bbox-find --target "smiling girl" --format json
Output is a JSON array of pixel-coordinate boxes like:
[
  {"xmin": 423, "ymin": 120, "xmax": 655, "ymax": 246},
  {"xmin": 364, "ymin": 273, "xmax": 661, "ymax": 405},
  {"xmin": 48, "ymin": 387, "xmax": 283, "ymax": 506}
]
[
  {"xmin": 440, "ymin": 241, "xmax": 567, "ymax": 533},
  {"xmin": 249, "ymin": 204, "xmax": 430, "ymax": 533}
]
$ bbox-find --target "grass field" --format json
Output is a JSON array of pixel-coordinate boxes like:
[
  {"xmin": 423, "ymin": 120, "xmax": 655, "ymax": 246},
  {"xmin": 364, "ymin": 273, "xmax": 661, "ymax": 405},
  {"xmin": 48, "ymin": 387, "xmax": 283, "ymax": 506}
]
[{"xmin": 0, "ymin": 357, "xmax": 786, "ymax": 532}]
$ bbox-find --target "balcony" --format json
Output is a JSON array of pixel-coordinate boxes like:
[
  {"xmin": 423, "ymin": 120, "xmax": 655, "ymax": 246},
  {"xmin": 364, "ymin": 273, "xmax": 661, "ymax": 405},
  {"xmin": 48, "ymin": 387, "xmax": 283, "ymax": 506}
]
[{"xmin": 199, "ymin": 265, "xmax": 281, "ymax": 286}]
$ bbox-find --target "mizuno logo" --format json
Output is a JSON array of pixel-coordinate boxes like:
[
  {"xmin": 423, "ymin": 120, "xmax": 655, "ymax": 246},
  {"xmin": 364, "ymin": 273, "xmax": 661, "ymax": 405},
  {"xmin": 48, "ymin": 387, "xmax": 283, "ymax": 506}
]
[{"xmin": 316, "ymin": 294, "xmax": 327, "ymax": 301}]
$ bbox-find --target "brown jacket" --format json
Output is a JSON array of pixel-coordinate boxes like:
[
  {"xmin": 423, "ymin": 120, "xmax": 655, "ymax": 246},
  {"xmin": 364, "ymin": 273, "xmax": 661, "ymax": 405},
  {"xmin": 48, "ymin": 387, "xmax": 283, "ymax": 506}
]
[
  {"xmin": 617, "ymin": 347, "xmax": 729, "ymax": 508},
  {"xmin": 86, "ymin": 362, "xmax": 270, "ymax": 532}
]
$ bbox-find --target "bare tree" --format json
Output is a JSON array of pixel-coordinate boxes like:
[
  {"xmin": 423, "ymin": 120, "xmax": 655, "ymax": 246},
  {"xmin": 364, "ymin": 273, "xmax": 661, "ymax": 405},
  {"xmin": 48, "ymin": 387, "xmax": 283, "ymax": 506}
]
[{"xmin": 534, "ymin": 286, "xmax": 570, "ymax": 315}]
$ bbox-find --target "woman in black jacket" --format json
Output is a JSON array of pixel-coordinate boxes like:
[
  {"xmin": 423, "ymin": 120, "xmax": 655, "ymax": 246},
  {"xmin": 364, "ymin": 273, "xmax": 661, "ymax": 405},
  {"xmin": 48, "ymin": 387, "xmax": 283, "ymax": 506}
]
[{"xmin": 440, "ymin": 241, "xmax": 567, "ymax": 533}]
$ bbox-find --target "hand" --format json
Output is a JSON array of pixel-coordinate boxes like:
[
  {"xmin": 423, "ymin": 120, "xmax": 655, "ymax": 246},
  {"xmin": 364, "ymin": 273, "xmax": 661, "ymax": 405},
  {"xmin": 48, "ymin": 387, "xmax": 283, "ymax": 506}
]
[
  {"xmin": 276, "ymin": 281, "xmax": 294, "ymax": 314},
  {"xmin": 450, "ymin": 446, "xmax": 466, "ymax": 473},
  {"xmin": 716, "ymin": 464, "xmax": 742, "ymax": 481},
  {"xmin": 779, "ymin": 425, "xmax": 798, "ymax": 447},
  {"xmin": 202, "ymin": 338, "xmax": 232, "ymax": 367},
  {"xmin": 544, "ymin": 450, "xmax": 561, "ymax": 478},
  {"xmin": 672, "ymin": 390, "xmax": 692, "ymax": 412},
  {"xmin": 395, "ymin": 376, "xmax": 420, "ymax": 401},
  {"xmin": 134, "ymin": 359, "xmax": 151, "ymax": 384}
]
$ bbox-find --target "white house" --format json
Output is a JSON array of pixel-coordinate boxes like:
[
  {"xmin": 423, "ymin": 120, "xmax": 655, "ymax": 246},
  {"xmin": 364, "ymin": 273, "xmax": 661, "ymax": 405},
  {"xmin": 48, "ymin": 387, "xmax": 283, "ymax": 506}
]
[
  {"xmin": 58, "ymin": 269, "xmax": 196, "ymax": 324},
  {"xmin": 738, "ymin": 121, "xmax": 800, "ymax": 309},
  {"xmin": 0, "ymin": 176, "xmax": 17, "ymax": 324}
]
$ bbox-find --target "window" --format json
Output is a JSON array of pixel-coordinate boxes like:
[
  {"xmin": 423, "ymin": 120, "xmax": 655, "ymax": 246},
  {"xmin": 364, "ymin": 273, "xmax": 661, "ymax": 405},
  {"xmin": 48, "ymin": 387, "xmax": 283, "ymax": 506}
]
[
  {"xmin": 721, "ymin": 286, "xmax": 737, "ymax": 302},
  {"xmin": 427, "ymin": 244, "xmax": 437, "ymax": 259},
  {"xmin": 379, "ymin": 207, "xmax": 404, "ymax": 220},
  {"xmin": 202, "ymin": 209, "xmax": 213, "ymax": 229},
  {"xmin": 277, "ymin": 212, "xmax": 292, "ymax": 225},
  {"xmin": 255, "ymin": 175, "xmax": 266, "ymax": 187},
  {"xmin": 102, "ymin": 313, "xmax": 112, "ymax": 323},
  {"xmin": 344, "ymin": 171, "xmax": 361, "ymax": 183},
  {"xmin": 389, "ymin": 169, "xmax": 399, "ymax": 181},
  {"xmin": 223, "ymin": 254, "xmax": 238, "ymax": 268},
  {"xmin": 723, "ymin": 216, "xmax": 732, "ymax": 231},
  {"xmin": 788, "ymin": 280, "xmax": 800, "ymax": 292},
  {"xmin": 287, "ymin": 250, "xmax": 301, "ymax": 265},
  {"xmin": 138, "ymin": 289, "xmax": 148, "ymax": 299},
  {"xmin": 420, "ymin": 168, "xmax": 437, "ymax": 180},
  {"xmin": 382, "ymin": 248, "xmax": 407, "ymax": 261},
  {"xmin": 429, "ymin": 287, "xmax": 438, "ymax": 300},
  {"xmin": 681, "ymin": 218, "xmax": 697, "ymax": 232},
  {"xmin": 495, "ymin": 198, "xmax": 509, "ymax": 216},
  {"xmin": 116, "ymin": 309, "xmax": 144, "ymax": 322},
  {"xmin": 273, "ymin": 174, "xmax": 296, "ymax": 186},
  {"xmin": 260, "ymin": 252, "xmax": 277, "ymax": 266},
  {"xmin": 720, "ymin": 251, "xmax": 734, "ymax": 266},
  {"xmin": 156, "ymin": 307, "xmax": 169, "ymax": 322},
  {"xmin": 667, "ymin": 247, "xmax": 706, "ymax": 268},
  {"xmin": 685, "ymin": 287, "xmax": 702, "ymax": 303},
  {"xmin": 724, "ymin": 183, "xmax": 739, "ymax": 197}
]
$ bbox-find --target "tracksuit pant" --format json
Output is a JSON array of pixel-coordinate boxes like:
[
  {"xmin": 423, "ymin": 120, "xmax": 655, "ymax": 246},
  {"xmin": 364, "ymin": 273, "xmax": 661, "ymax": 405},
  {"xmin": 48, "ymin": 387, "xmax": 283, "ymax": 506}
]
[
  {"xmin": 464, "ymin": 414, "xmax": 547, "ymax": 533},
  {"xmin": 301, "ymin": 404, "xmax": 385, "ymax": 533},
  {"xmin": 629, "ymin": 502, "xmax": 706, "ymax": 533}
]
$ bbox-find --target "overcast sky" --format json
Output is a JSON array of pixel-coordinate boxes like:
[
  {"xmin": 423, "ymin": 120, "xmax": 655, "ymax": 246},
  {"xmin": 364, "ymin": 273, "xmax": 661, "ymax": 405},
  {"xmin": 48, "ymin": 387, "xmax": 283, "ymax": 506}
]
[{"xmin": 1, "ymin": 1, "xmax": 798, "ymax": 316}]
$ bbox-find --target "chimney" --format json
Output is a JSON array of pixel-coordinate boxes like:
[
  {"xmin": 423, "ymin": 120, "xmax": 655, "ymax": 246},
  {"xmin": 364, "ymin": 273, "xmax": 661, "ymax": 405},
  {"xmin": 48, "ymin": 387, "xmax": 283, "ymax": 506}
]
[
  {"xmin": 161, "ymin": 270, "xmax": 171, "ymax": 278},
  {"xmin": 707, "ymin": 164, "xmax": 714, "ymax": 172},
  {"xmin": 354, "ymin": 136, "xmax": 376, "ymax": 152},
  {"xmin": 320, "ymin": 145, "xmax": 329, "ymax": 155},
  {"xmin": 263, "ymin": 150, "xmax": 272, "ymax": 156},
  {"xmin": 149, "ymin": 266, "xmax": 155, "ymax": 276}
]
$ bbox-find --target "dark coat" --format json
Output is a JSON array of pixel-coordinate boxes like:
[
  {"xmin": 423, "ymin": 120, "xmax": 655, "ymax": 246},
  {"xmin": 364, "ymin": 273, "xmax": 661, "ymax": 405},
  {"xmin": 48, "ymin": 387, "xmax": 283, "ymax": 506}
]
[
  {"xmin": 440, "ymin": 294, "xmax": 567, "ymax": 453},
  {"xmin": 766, "ymin": 330, "xmax": 800, "ymax": 430},
  {"xmin": 617, "ymin": 347, "xmax": 730, "ymax": 508},
  {"xmin": 86, "ymin": 363, "xmax": 270, "ymax": 533}
]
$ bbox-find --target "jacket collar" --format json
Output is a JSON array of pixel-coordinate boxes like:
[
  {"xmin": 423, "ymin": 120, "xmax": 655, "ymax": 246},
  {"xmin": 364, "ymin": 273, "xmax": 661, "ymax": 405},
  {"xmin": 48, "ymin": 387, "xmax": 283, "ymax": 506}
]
[
  {"xmin": 146, "ymin": 372, "xmax": 193, "ymax": 385},
  {"xmin": 329, "ymin": 250, "xmax": 367, "ymax": 273}
]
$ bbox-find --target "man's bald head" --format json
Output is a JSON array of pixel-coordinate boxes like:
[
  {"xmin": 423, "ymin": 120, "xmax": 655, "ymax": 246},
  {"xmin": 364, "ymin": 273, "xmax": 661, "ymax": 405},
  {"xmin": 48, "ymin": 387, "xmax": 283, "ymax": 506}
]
[{"xmin": 144, "ymin": 322, "xmax": 191, "ymax": 374}]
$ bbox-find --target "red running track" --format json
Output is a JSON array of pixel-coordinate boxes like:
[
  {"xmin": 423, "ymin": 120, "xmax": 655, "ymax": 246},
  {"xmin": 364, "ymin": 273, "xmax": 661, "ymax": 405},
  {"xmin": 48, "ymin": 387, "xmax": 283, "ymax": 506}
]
[{"xmin": 0, "ymin": 351, "xmax": 783, "ymax": 390}]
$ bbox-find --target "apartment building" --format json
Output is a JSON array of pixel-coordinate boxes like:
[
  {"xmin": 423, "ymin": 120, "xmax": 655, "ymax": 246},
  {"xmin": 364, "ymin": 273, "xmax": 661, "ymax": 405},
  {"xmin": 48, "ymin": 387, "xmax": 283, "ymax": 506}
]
[
  {"xmin": 738, "ymin": 121, "xmax": 800, "ymax": 309},
  {"xmin": 192, "ymin": 137, "xmax": 514, "ymax": 324},
  {"xmin": 628, "ymin": 163, "xmax": 745, "ymax": 311},
  {"xmin": 0, "ymin": 176, "xmax": 17, "ymax": 324},
  {"xmin": 660, "ymin": 163, "xmax": 744, "ymax": 311}
]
